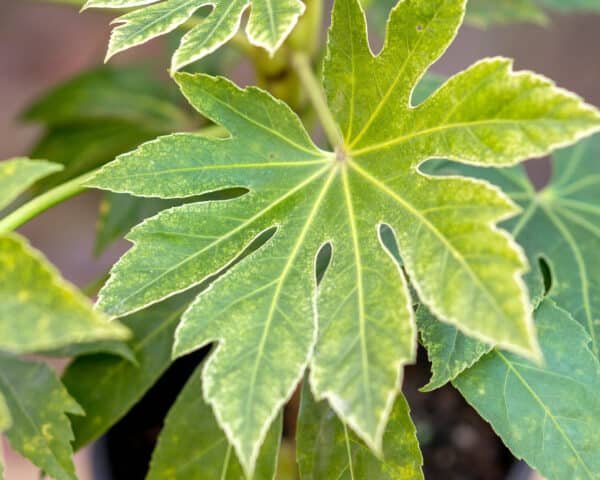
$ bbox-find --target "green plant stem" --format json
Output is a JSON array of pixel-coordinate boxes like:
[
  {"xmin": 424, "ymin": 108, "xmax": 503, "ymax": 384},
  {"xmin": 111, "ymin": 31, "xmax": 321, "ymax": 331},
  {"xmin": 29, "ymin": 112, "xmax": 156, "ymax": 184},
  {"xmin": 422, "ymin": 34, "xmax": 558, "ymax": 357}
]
[
  {"xmin": 0, "ymin": 170, "xmax": 96, "ymax": 234},
  {"xmin": 291, "ymin": 52, "xmax": 343, "ymax": 149}
]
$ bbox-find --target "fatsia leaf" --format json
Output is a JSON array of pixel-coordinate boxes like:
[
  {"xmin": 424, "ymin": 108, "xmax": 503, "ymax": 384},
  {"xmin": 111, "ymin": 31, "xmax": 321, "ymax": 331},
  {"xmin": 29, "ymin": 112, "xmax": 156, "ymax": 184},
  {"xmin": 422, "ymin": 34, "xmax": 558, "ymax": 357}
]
[
  {"xmin": 62, "ymin": 289, "xmax": 196, "ymax": 449},
  {"xmin": 148, "ymin": 364, "xmax": 281, "ymax": 480},
  {"xmin": 477, "ymin": 136, "xmax": 600, "ymax": 360},
  {"xmin": 89, "ymin": 0, "xmax": 600, "ymax": 472},
  {"xmin": 297, "ymin": 382, "xmax": 423, "ymax": 480},
  {"xmin": 83, "ymin": 0, "xmax": 305, "ymax": 71},
  {"xmin": 0, "ymin": 158, "xmax": 62, "ymax": 210},
  {"xmin": 454, "ymin": 300, "xmax": 600, "ymax": 480},
  {"xmin": 0, "ymin": 353, "xmax": 84, "ymax": 480},
  {"xmin": 0, "ymin": 234, "xmax": 130, "ymax": 354},
  {"xmin": 31, "ymin": 121, "xmax": 162, "ymax": 192}
]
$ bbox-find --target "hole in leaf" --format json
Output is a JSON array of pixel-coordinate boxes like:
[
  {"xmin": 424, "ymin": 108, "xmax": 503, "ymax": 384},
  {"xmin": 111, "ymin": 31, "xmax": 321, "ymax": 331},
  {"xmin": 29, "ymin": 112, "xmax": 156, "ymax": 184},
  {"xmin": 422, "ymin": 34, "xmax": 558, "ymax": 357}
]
[
  {"xmin": 538, "ymin": 256, "xmax": 552, "ymax": 296},
  {"xmin": 315, "ymin": 242, "xmax": 332, "ymax": 285},
  {"xmin": 196, "ymin": 187, "xmax": 248, "ymax": 202},
  {"xmin": 379, "ymin": 223, "xmax": 403, "ymax": 265}
]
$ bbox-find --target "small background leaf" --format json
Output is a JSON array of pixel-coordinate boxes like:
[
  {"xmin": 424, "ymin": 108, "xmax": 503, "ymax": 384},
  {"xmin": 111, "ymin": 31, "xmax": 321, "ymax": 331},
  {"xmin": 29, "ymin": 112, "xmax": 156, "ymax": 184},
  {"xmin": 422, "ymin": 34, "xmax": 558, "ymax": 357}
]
[
  {"xmin": 0, "ymin": 353, "xmax": 84, "ymax": 480},
  {"xmin": 0, "ymin": 234, "xmax": 129, "ymax": 354}
]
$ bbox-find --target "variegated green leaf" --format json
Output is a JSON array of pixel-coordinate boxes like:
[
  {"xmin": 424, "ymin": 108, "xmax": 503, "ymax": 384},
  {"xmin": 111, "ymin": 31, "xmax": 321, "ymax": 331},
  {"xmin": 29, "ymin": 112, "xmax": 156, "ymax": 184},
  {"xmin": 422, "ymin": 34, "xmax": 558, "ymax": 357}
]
[
  {"xmin": 297, "ymin": 382, "xmax": 423, "ymax": 480},
  {"xmin": 0, "ymin": 353, "xmax": 84, "ymax": 480},
  {"xmin": 455, "ymin": 300, "xmax": 600, "ymax": 480},
  {"xmin": 82, "ymin": 0, "xmax": 305, "ymax": 71},
  {"xmin": 0, "ymin": 159, "xmax": 62, "ymax": 210},
  {"xmin": 148, "ymin": 364, "xmax": 281, "ymax": 480},
  {"xmin": 89, "ymin": 0, "xmax": 600, "ymax": 472},
  {"xmin": 0, "ymin": 234, "xmax": 130, "ymax": 354}
]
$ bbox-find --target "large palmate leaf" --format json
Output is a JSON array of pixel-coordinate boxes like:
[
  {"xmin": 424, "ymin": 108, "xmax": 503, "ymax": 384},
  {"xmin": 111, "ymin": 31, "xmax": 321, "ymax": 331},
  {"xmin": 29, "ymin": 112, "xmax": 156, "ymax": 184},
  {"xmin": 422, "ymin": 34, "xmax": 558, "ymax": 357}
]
[
  {"xmin": 455, "ymin": 300, "xmax": 600, "ymax": 480},
  {"xmin": 83, "ymin": 0, "xmax": 305, "ymax": 71},
  {"xmin": 0, "ymin": 353, "xmax": 84, "ymax": 480},
  {"xmin": 89, "ymin": 0, "xmax": 600, "ymax": 473},
  {"xmin": 148, "ymin": 364, "xmax": 281, "ymax": 480},
  {"xmin": 297, "ymin": 383, "xmax": 422, "ymax": 480},
  {"xmin": 420, "ymin": 133, "xmax": 600, "ymax": 390},
  {"xmin": 361, "ymin": 0, "xmax": 600, "ymax": 30},
  {"xmin": 472, "ymin": 136, "xmax": 600, "ymax": 360}
]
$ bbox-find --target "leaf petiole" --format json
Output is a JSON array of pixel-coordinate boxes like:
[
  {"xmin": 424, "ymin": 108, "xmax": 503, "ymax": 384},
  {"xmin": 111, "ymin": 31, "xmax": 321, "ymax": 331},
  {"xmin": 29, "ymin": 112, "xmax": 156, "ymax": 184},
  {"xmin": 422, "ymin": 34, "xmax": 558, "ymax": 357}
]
[
  {"xmin": 0, "ymin": 169, "xmax": 96, "ymax": 234},
  {"xmin": 291, "ymin": 51, "xmax": 343, "ymax": 149}
]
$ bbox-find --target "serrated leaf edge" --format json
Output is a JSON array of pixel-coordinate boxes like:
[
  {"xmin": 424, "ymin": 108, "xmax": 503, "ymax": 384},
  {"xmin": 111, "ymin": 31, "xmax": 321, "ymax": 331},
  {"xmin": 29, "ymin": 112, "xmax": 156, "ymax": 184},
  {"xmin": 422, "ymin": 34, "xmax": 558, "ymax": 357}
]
[{"xmin": 245, "ymin": 0, "xmax": 306, "ymax": 56}]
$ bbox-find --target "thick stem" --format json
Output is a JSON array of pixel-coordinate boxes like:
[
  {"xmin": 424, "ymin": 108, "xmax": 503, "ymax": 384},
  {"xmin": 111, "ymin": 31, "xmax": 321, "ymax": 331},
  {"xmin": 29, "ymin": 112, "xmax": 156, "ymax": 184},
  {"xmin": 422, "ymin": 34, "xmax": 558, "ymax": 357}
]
[
  {"xmin": 0, "ymin": 170, "xmax": 96, "ymax": 234},
  {"xmin": 291, "ymin": 52, "xmax": 343, "ymax": 149}
]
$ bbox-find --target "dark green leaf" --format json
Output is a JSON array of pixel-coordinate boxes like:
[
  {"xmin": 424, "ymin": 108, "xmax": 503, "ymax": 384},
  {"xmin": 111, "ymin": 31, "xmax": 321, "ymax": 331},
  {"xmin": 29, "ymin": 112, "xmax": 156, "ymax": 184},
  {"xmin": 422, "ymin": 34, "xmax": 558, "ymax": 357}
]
[{"xmin": 455, "ymin": 300, "xmax": 600, "ymax": 480}]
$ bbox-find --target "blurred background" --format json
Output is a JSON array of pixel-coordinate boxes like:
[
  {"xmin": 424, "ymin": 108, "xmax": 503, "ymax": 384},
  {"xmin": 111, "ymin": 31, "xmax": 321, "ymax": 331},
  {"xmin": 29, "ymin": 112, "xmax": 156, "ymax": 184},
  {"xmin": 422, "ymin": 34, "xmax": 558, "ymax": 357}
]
[{"xmin": 1, "ymin": 1, "xmax": 599, "ymax": 478}]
